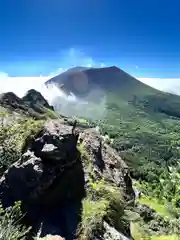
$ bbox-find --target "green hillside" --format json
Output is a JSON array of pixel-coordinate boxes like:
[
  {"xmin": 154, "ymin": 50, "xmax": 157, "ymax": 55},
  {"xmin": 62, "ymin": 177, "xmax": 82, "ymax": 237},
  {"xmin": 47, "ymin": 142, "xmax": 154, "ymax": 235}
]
[
  {"xmin": 100, "ymin": 89, "xmax": 180, "ymax": 180},
  {"xmin": 46, "ymin": 66, "xmax": 180, "ymax": 182}
]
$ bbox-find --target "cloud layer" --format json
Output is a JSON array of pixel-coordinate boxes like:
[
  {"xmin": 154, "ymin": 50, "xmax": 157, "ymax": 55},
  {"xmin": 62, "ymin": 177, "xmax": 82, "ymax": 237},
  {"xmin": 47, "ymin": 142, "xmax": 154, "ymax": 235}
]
[
  {"xmin": 137, "ymin": 77, "xmax": 180, "ymax": 94},
  {"xmin": 0, "ymin": 47, "xmax": 180, "ymax": 120}
]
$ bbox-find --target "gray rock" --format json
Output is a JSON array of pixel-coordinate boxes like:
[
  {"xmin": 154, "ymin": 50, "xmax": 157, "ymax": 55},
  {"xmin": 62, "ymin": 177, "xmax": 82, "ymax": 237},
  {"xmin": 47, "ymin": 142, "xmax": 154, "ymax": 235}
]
[
  {"xmin": 0, "ymin": 120, "xmax": 135, "ymax": 240},
  {"xmin": 103, "ymin": 222, "xmax": 131, "ymax": 240},
  {"xmin": 80, "ymin": 129, "xmax": 135, "ymax": 199}
]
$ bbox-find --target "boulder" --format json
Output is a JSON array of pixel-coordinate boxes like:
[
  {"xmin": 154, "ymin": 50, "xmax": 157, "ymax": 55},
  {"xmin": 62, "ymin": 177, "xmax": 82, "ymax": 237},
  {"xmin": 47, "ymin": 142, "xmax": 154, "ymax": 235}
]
[
  {"xmin": 0, "ymin": 120, "xmax": 134, "ymax": 240},
  {"xmin": 0, "ymin": 121, "xmax": 85, "ymax": 240}
]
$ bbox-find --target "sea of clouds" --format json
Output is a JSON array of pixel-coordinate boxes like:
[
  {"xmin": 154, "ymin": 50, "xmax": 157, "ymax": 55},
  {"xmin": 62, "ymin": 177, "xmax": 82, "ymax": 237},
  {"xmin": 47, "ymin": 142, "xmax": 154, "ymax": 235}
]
[{"xmin": 0, "ymin": 48, "xmax": 180, "ymax": 120}]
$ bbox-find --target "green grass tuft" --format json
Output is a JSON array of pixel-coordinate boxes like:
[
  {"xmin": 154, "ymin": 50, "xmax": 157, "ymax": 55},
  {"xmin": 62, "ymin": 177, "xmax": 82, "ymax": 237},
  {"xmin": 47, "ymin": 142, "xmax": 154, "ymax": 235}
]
[
  {"xmin": 78, "ymin": 198, "xmax": 108, "ymax": 240},
  {"xmin": 138, "ymin": 196, "xmax": 170, "ymax": 217}
]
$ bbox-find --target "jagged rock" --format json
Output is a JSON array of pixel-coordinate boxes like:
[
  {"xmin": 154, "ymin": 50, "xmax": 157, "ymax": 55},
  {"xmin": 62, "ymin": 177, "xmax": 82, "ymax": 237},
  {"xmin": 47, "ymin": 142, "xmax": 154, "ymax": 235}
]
[
  {"xmin": 0, "ymin": 92, "xmax": 26, "ymax": 109},
  {"xmin": 0, "ymin": 89, "xmax": 55, "ymax": 119},
  {"xmin": 103, "ymin": 222, "xmax": 130, "ymax": 240},
  {"xmin": 80, "ymin": 129, "xmax": 135, "ymax": 200},
  {"xmin": 22, "ymin": 89, "xmax": 54, "ymax": 110},
  {"xmin": 0, "ymin": 121, "xmax": 85, "ymax": 240},
  {"xmin": 0, "ymin": 120, "xmax": 134, "ymax": 240}
]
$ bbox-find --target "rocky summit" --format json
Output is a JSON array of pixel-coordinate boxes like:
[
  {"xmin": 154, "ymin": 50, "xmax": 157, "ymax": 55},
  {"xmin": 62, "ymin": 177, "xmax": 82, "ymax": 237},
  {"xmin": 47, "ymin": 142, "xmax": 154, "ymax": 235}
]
[
  {"xmin": 0, "ymin": 119, "xmax": 134, "ymax": 240},
  {"xmin": 0, "ymin": 89, "xmax": 55, "ymax": 119}
]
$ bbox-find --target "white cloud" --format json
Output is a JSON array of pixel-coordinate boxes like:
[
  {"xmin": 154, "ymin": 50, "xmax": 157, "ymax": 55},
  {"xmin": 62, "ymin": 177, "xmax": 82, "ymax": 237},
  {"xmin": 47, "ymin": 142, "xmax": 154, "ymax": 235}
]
[
  {"xmin": 100, "ymin": 63, "xmax": 106, "ymax": 67},
  {"xmin": 137, "ymin": 77, "xmax": 180, "ymax": 94},
  {"xmin": 0, "ymin": 72, "xmax": 49, "ymax": 97},
  {"xmin": 59, "ymin": 48, "xmax": 95, "ymax": 68},
  {"xmin": 1, "ymin": 47, "xmax": 180, "ymax": 107}
]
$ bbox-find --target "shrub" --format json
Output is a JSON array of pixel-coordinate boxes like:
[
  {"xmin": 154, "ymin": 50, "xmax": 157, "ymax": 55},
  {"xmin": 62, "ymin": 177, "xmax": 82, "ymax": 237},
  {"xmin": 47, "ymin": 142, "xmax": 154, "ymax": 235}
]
[
  {"xmin": 78, "ymin": 198, "xmax": 108, "ymax": 240},
  {"xmin": 0, "ymin": 115, "xmax": 44, "ymax": 172},
  {"xmin": 0, "ymin": 201, "xmax": 30, "ymax": 240}
]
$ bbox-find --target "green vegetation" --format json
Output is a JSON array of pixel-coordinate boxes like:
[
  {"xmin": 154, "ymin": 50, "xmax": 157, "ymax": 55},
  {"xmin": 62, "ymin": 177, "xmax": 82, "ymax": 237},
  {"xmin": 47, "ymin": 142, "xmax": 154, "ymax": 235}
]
[
  {"xmin": 78, "ymin": 179, "xmax": 129, "ymax": 240},
  {"xmin": 78, "ymin": 142, "xmax": 139, "ymax": 239},
  {"xmin": 0, "ymin": 201, "xmax": 30, "ymax": 240},
  {"xmin": 43, "ymin": 107, "xmax": 59, "ymax": 119},
  {"xmin": 96, "ymin": 90, "xmax": 180, "ymax": 180},
  {"xmin": 0, "ymin": 113, "xmax": 44, "ymax": 173},
  {"xmin": 131, "ymin": 222, "xmax": 179, "ymax": 240},
  {"xmin": 138, "ymin": 196, "xmax": 170, "ymax": 217},
  {"xmin": 89, "ymin": 85, "xmax": 180, "ymax": 237},
  {"xmin": 78, "ymin": 198, "xmax": 108, "ymax": 240}
]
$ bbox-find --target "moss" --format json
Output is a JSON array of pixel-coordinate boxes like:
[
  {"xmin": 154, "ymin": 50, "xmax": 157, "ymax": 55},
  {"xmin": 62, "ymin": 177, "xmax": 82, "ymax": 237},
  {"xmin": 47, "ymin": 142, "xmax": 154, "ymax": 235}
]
[
  {"xmin": 131, "ymin": 222, "xmax": 179, "ymax": 240},
  {"xmin": 0, "ymin": 117, "xmax": 44, "ymax": 171},
  {"xmin": 78, "ymin": 198, "xmax": 108, "ymax": 240},
  {"xmin": 0, "ymin": 109, "xmax": 9, "ymax": 117},
  {"xmin": 151, "ymin": 235, "xmax": 179, "ymax": 240},
  {"xmin": 78, "ymin": 173, "xmax": 130, "ymax": 239},
  {"xmin": 43, "ymin": 107, "xmax": 59, "ymax": 119}
]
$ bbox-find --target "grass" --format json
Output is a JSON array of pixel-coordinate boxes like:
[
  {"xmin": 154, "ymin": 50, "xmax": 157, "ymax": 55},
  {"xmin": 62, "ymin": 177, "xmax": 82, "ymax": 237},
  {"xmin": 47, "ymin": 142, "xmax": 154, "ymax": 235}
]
[
  {"xmin": 78, "ymin": 198, "xmax": 108, "ymax": 240},
  {"xmin": 151, "ymin": 236, "xmax": 179, "ymax": 240},
  {"xmin": 0, "ymin": 201, "xmax": 30, "ymax": 240},
  {"xmin": 0, "ymin": 117, "xmax": 44, "ymax": 171},
  {"xmin": 43, "ymin": 107, "xmax": 59, "ymax": 119},
  {"xmin": 78, "ymin": 172, "xmax": 133, "ymax": 239},
  {"xmin": 77, "ymin": 118, "xmax": 89, "ymax": 124},
  {"xmin": 131, "ymin": 222, "xmax": 179, "ymax": 240},
  {"xmin": 138, "ymin": 195, "xmax": 170, "ymax": 217}
]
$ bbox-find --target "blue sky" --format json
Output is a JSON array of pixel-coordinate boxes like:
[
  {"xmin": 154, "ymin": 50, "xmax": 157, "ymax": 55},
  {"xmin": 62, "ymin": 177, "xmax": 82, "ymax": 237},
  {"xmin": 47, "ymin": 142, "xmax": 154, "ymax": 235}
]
[{"xmin": 0, "ymin": 0, "xmax": 180, "ymax": 85}]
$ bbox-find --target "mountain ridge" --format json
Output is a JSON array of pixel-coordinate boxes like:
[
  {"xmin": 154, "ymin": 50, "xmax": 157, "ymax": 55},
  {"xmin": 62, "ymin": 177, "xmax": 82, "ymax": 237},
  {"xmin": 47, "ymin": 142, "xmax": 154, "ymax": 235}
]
[
  {"xmin": 0, "ymin": 80, "xmax": 179, "ymax": 238},
  {"xmin": 45, "ymin": 66, "xmax": 161, "ymax": 99}
]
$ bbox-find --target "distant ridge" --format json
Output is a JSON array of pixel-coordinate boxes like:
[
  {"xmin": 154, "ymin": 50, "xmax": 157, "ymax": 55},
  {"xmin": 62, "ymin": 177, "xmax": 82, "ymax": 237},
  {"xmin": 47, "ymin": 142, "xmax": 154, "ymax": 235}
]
[{"xmin": 45, "ymin": 65, "xmax": 160, "ymax": 99}]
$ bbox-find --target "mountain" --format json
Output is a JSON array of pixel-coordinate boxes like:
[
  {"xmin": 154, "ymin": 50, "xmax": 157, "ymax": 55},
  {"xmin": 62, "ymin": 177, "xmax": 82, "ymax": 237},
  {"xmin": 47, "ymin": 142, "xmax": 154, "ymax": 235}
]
[
  {"xmin": 0, "ymin": 85, "xmax": 179, "ymax": 239},
  {"xmin": 45, "ymin": 66, "xmax": 158, "ymax": 99},
  {"xmin": 45, "ymin": 66, "xmax": 180, "ymax": 182}
]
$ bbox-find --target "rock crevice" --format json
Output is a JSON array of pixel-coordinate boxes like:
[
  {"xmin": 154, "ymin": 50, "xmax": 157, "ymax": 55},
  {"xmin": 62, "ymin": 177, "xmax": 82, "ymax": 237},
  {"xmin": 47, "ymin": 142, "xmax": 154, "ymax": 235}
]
[{"xmin": 0, "ymin": 120, "xmax": 133, "ymax": 240}]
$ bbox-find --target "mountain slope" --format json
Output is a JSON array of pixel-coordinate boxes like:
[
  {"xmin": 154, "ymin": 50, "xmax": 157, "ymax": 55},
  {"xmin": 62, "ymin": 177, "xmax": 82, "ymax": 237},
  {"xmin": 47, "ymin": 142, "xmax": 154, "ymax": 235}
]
[
  {"xmin": 45, "ymin": 66, "xmax": 180, "ymax": 182},
  {"xmin": 0, "ymin": 97, "xmax": 135, "ymax": 239},
  {"xmin": 0, "ymin": 86, "xmax": 179, "ymax": 238},
  {"xmin": 45, "ymin": 66, "xmax": 159, "ymax": 99}
]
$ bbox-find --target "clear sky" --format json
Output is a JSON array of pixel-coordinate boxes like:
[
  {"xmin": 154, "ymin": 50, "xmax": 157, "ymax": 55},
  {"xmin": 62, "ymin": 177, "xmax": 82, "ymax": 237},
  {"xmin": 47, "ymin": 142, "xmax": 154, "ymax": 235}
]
[{"xmin": 0, "ymin": 0, "xmax": 180, "ymax": 79}]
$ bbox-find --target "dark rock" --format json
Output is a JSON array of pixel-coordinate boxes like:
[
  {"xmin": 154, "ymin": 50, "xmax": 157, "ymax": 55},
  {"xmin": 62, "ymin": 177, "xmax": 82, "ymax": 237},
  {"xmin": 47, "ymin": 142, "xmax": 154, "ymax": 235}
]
[
  {"xmin": 0, "ymin": 92, "xmax": 27, "ymax": 110},
  {"xmin": 45, "ymin": 66, "xmax": 144, "ymax": 100},
  {"xmin": 136, "ymin": 203, "xmax": 156, "ymax": 222},
  {"xmin": 22, "ymin": 89, "xmax": 54, "ymax": 110},
  {"xmin": 0, "ymin": 120, "xmax": 134, "ymax": 240},
  {"xmin": 0, "ymin": 89, "xmax": 56, "ymax": 119},
  {"xmin": 0, "ymin": 121, "xmax": 85, "ymax": 240}
]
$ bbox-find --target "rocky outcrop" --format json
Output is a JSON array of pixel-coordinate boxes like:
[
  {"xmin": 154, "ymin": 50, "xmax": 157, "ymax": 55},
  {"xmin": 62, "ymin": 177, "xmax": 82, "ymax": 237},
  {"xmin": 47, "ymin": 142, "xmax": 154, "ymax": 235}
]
[
  {"xmin": 22, "ymin": 89, "xmax": 54, "ymax": 110},
  {"xmin": 0, "ymin": 89, "xmax": 55, "ymax": 119},
  {"xmin": 79, "ymin": 129, "xmax": 135, "ymax": 201},
  {"xmin": 0, "ymin": 92, "xmax": 26, "ymax": 110},
  {"xmin": 0, "ymin": 120, "xmax": 133, "ymax": 240}
]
